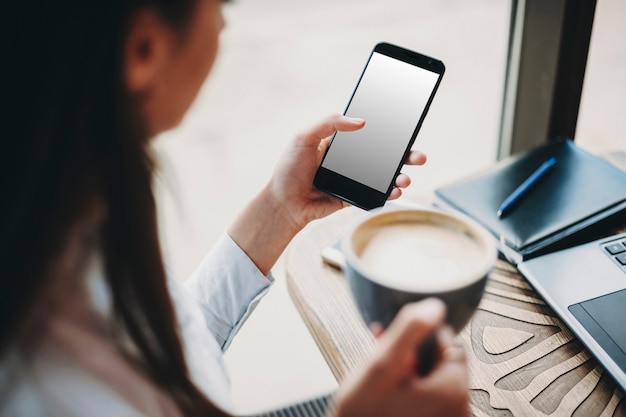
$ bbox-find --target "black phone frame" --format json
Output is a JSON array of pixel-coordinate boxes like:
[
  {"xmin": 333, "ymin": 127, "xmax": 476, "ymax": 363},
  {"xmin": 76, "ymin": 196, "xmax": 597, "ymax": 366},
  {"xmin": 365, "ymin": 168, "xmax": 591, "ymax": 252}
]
[{"xmin": 313, "ymin": 42, "xmax": 445, "ymax": 210}]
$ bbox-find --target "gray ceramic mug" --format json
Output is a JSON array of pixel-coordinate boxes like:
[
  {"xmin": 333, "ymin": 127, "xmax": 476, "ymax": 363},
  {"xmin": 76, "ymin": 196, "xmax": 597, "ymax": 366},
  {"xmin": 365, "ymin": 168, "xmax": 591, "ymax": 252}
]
[{"xmin": 342, "ymin": 209, "xmax": 497, "ymax": 374}]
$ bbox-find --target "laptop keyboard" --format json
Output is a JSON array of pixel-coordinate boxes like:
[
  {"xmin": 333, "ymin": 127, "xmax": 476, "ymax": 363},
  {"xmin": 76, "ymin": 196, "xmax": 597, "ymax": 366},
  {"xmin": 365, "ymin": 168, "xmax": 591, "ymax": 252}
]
[{"xmin": 603, "ymin": 238, "xmax": 626, "ymax": 271}]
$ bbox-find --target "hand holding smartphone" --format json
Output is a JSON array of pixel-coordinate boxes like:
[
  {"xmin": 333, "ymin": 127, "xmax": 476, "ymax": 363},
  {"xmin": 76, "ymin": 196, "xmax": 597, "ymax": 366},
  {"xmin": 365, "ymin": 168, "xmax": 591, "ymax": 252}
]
[{"xmin": 314, "ymin": 42, "xmax": 445, "ymax": 210}]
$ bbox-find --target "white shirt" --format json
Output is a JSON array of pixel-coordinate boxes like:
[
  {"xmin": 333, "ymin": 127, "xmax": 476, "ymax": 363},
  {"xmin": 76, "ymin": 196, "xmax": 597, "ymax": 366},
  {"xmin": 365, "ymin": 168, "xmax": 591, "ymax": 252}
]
[{"xmin": 0, "ymin": 234, "xmax": 274, "ymax": 416}]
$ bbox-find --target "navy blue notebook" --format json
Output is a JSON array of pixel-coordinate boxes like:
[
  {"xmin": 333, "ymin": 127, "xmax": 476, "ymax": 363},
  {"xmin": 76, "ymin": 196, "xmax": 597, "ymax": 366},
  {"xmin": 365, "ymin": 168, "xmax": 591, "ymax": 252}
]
[{"xmin": 435, "ymin": 139, "xmax": 626, "ymax": 264}]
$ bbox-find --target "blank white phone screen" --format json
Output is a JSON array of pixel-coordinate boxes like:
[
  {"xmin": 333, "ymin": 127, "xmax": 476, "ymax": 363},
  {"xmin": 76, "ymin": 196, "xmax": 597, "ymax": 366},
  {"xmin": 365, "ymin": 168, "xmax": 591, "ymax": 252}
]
[{"xmin": 321, "ymin": 52, "xmax": 439, "ymax": 192}]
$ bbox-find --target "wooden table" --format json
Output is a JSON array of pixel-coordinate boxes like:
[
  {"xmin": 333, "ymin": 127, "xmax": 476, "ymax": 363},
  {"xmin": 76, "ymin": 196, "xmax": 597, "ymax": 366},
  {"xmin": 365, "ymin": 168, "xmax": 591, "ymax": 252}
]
[{"xmin": 285, "ymin": 206, "xmax": 626, "ymax": 417}]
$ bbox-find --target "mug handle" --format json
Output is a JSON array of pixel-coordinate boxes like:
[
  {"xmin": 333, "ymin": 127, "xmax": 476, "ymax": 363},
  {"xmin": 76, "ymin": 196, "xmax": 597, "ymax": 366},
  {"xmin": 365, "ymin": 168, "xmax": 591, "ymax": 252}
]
[{"xmin": 416, "ymin": 334, "xmax": 439, "ymax": 376}]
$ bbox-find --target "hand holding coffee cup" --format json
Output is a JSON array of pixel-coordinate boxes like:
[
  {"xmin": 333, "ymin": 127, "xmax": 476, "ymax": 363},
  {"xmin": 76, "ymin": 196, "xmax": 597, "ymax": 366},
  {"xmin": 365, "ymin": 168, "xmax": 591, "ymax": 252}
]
[{"xmin": 342, "ymin": 209, "xmax": 497, "ymax": 374}]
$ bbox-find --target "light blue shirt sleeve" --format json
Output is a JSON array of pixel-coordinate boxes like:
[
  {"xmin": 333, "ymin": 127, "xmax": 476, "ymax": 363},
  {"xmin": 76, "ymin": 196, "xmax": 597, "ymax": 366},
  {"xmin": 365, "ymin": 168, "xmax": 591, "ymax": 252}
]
[{"xmin": 184, "ymin": 234, "xmax": 274, "ymax": 351}]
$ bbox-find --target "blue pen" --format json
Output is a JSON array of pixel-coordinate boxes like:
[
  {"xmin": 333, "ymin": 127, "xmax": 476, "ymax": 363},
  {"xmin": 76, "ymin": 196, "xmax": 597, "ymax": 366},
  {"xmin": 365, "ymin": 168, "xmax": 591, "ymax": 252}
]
[{"xmin": 497, "ymin": 156, "xmax": 557, "ymax": 218}]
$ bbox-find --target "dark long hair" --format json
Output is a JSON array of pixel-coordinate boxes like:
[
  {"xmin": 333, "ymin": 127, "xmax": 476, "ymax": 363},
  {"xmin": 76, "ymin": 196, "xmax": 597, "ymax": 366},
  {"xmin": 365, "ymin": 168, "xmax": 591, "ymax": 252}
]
[{"xmin": 1, "ymin": 1, "xmax": 228, "ymax": 415}]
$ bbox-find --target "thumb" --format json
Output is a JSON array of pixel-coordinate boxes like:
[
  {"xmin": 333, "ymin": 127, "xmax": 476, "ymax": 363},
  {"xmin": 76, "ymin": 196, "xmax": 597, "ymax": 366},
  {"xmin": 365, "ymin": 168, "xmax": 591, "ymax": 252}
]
[
  {"xmin": 378, "ymin": 298, "xmax": 446, "ymax": 375},
  {"xmin": 305, "ymin": 114, "xmax": 365, "ymax": 145}
]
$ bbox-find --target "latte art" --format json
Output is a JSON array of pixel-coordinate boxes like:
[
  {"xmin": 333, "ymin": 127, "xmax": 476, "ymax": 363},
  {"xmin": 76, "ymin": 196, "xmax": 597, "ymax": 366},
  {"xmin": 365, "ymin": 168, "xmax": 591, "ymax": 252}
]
[{"xmin": 358, "ymin": 223, "xmax": 484, "ymax": 292}]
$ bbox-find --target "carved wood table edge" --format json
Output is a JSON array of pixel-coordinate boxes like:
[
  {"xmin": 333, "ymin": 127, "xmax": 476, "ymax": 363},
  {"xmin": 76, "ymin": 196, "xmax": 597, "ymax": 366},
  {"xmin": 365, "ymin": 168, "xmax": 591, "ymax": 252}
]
[{"xmin": 285, "ymin": 206, "xmax": 626, "ymax": 417}]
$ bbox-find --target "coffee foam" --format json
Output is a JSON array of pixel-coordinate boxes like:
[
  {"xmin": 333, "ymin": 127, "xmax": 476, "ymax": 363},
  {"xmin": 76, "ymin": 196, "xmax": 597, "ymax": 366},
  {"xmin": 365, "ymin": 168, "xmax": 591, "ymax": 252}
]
[{"xmin": 356, "ymin": 221, "xmax": 485, "ymax": 292}]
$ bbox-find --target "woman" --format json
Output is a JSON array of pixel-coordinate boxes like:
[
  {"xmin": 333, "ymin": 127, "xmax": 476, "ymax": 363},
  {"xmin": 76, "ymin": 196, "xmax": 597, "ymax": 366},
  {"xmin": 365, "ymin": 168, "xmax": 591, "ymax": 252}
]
[{"xmin": 0, "ymin": 0, "xmax": 470, "ymax": 416}]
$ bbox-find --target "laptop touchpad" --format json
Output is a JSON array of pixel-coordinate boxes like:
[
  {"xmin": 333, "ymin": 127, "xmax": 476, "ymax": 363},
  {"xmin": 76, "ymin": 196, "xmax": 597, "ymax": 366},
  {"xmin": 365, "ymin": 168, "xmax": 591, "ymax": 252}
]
[{"xmin": 569, "ymin": 288, "xmax": 626, "ymax": 373}]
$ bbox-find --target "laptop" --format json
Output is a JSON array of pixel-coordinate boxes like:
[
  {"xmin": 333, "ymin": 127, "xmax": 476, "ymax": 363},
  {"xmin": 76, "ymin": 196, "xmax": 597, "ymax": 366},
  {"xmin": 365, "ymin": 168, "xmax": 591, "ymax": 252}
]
[{"xmin": 518, "ymin": 231, "xmax": 626, "ymax": 391}]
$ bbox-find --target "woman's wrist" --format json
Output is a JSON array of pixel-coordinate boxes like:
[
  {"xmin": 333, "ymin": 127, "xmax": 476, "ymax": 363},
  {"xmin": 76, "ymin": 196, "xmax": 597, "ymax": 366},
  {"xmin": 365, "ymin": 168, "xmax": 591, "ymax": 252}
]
[
  {"xmin": 227, "ymin": 185, "xmax": 302, "ymax": 275},
  {"xmin": 262, "ymin": 182, "xmax": 307, "ymax": 235}
]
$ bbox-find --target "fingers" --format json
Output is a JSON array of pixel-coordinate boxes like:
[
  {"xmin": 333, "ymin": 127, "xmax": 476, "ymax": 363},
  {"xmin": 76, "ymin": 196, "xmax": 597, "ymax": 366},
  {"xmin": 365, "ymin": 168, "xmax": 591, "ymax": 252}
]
[
  {"xmin": 387, "ymin": 174, "xmax": 410, "ymax": 200},
  {"xmin": 305, "ymin": 117, "xmax": 428, "ymax": 172},
  {"xmin": 378, "ymin": 299, "xmax": 446, "ymax": 374},
  {"xmin": 386, "ymin": 151, "xmax": 425, "ymax": 200},
  {"xmin": 405, "ymin": 150, "xmax": 427, "ymax": 166},
  {"xmin": 303, "ymin": 116, "xmax": 428, "ymax": 165},
  {"xmin": 388, "ymin": 188, "xmax": 402, "ymax": 200},
  {"xmin": 395, "ymin": 173, "xmax": 411, "ymax": 188},
  {"xmin": 415, "ymin": 326, "xmax": 468, "ymax": 392},
  {"xmin": 438, "ymin": 326, "xmax": 463, "ymax": 361},
  {"xmin": 336, "ymin": 301, "xmax": 468, "ymax": 417},
  {"xmin": 369, "ymin": 322, "xmax": 385, "ymax": 339}
]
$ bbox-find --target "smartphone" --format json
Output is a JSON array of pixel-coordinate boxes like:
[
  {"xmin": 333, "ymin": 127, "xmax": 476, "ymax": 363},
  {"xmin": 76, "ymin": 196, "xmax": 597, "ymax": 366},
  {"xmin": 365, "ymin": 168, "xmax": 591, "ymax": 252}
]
[{"xmin": 314, "ymin": 42, "xmax": 445, "ymax": 210}]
